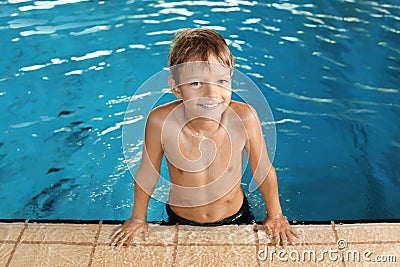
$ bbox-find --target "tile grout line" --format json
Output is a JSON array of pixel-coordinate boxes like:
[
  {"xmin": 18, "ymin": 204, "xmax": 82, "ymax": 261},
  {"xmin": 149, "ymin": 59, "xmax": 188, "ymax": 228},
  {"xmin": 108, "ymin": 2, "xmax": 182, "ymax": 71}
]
[
  {"xmin": 5, "ymin": 219, "xmax": 29, "ymax": 267},
  {"xmin": 331, "ymin": 221, "xmax": 346, "ymax": 267},
  {"xmin": 1, "ymin": 240, "xmax": 15, "ymax": 245},
  {"xmin": 171, "ymin": 223, "xmax": 179, "ymax": 267},
  {"xmin": 21, "ymin": 240, "xmax": 94, "ymax": 246},
  {"xmin": 253, "ymin": 223, "xmax": 261, "ymax": 267},
  {"xmin": 87, "ymin": 220, "xmax": 103, "ymax": 267}
]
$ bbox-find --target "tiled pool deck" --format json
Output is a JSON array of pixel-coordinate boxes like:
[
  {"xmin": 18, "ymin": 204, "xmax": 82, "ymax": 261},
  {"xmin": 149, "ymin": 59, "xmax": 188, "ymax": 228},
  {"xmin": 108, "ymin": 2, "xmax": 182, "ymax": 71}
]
[{"xmin": 0, "ymin": 221, "xmax": 399, "ymax": 266}]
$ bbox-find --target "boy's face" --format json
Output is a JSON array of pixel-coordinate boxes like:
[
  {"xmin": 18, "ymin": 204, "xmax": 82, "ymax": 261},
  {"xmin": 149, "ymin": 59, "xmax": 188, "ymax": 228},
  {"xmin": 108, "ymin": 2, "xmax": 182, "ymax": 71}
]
[{"xmin": 169, "ymin": 55, "xmax": 232, "ymax": 119}]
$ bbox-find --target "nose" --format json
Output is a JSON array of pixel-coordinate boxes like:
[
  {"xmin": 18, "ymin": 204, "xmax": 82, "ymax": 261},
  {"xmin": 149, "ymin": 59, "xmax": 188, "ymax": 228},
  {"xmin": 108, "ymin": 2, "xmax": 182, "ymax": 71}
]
[{"xmin": 204, "ymin": 82, "xmax": 220, "ymax": 98}]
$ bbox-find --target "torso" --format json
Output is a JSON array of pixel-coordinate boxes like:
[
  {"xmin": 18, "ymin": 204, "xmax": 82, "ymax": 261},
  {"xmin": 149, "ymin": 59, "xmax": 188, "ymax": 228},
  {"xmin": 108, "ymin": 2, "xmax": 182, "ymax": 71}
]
[{"xmin": 157, "ymin": 100, "xmax": 250, "ymax": 222}]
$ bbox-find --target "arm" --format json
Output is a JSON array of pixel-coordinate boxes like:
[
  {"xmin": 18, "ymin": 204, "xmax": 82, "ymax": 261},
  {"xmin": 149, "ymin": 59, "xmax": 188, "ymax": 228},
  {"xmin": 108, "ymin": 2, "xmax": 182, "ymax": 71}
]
[
  {"xmin": 243, "ymin": 104, "xmax": 297, "ymax": 247},
  {"xmin": 131, "ymin": 110, "xmax": 164, "ymax": 221},
  {"xmin": 111, "ymin": 110, "xmax": 164, "ymax": 248},
  {"xmin": 258, "ymin": 167, "xmax": 282, "ymax": 217}
]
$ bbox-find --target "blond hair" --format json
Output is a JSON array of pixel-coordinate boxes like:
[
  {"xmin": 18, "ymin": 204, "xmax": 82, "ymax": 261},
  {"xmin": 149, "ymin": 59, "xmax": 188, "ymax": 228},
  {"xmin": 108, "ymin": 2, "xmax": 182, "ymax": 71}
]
[{"xmin": 168, "ymin": 28, "xmax": 234, "ymax": 68}]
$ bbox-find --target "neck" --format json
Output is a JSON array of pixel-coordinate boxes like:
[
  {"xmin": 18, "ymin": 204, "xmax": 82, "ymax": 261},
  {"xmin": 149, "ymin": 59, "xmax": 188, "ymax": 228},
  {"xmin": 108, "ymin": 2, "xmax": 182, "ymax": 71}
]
[
  {"xmin": 184, "ymin": 115, "xmax": 222, "ymax": 139},
  {"xmin": 181, "ymin": 103, "xmax": 225, "ymax": 138}
]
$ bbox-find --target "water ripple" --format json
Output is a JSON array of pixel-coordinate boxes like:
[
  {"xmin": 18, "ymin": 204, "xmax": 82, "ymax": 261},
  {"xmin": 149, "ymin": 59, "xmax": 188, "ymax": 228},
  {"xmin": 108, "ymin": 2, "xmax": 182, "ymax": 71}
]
[
  {"xmin": 1, "ymin": 0, "xmax": 399, "ymax": 221},
  {"xmin": 264, "ymin": 82, "xmax": 335, "ymax": 104}
]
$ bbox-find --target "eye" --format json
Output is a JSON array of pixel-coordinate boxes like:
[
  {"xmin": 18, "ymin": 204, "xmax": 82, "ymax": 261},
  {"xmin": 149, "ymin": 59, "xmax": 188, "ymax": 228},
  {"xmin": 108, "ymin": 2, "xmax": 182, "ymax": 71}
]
[
  {"xmin": 217, "ymin": 80, "xmax": 230, "ymax": 87},
  {"xmin": 190, "ymin": 81, "xmax": 202, "ymax": 88}
]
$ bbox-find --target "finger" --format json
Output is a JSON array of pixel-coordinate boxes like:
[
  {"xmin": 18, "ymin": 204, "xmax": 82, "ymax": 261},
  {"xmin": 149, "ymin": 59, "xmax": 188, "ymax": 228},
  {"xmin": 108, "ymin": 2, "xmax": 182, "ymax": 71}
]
[
  {"xmin": 110, "ymin": 227, "xmax": 122, "ymax": 239},
  {"xmin": 117, "ymin": 233, "xmax": 130, "ymax": 249},
  {"xmin": 286, "ymin": 229, "xmax": 297, "ymax": 245},
  {"xmin": 111, "ymin": 233, "xmax": 123, "ymax": 247},
  {"xmin": 111, "ymin": 231, "xmax": 124, "ymax": 246},
  {"xmin": 272, "ymin": 230, "xmax": 280, "ymax": 246},
  {"xmin": 143, "ymin": 224, "xmax": 150, "ymax": 241},
  {"xmin": 112, "ymin": 230, "xmax": 130, "ymax": 247},
  {"xmin": 127, "ymin": 233, "xmax": 135, "ymax": 247},
  {"xmin": 112, "ymin": 229, "xmax": 128, "ymax": 244},
  {"xmin": 264, "ymin": 223, "xmax": 273, "ymax": 240},
  {"xmin": 280, "ymin": 231, "xmax": 288, "ymax": 248}
]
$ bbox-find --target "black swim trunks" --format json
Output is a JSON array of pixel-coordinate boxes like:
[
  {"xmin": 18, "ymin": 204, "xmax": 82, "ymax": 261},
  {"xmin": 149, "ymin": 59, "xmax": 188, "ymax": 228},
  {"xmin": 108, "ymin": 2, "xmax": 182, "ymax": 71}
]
[{"xmin": 165, "ymin": 195, "xmax": 255, "ymax": 226}]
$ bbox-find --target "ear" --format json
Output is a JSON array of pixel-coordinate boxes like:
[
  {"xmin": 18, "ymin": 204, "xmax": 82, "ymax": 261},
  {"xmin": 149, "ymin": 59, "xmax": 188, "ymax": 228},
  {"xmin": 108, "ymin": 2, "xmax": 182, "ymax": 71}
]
[{"xmin": 168, "ymin": 77, "xmax": 182, "ymax": 99}]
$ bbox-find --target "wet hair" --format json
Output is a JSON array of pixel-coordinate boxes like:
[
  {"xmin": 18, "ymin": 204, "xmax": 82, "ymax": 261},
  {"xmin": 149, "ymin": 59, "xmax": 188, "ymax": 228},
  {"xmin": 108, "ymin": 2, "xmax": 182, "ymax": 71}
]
[{"xmin": 168, "ymin": 28, "xmax": 234, "ymax": 68}]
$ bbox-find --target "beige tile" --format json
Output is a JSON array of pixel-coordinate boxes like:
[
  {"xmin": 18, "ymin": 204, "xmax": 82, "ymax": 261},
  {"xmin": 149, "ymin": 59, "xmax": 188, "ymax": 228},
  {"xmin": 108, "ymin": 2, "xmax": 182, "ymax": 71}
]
[
  {"xmin": 175, "ymin": 245, "xmax": 257, "ymax": 267},
  {"xmin": 258, "ymin": 244, "xmax": 346, "ymax": 267},
  {"xmin": 339, "ymin": 243, "xmax": 399, "ymax": 267},
  {"xmin": 99, "ymin": 224, "xmax": 176, "ymax": 246},
  {"xmin": 8, "ymin": 243, "xmax": 92, "ymax": 267},
  {"xmin": 22, "ymin": 223, "xmax": 98, "ymax": 243},
  {"xmin": 257, "ymin": 224, "xmax": 336, "ymax": 246},
  {"xmin": 178, "ymin": 225, "xmax": 255, "ymax": 245},
  {"xmin": 4, "ymin": 222, "xmax": 397, "ymax": 267},
  {"xmin": 335, "ymin": 223, "xmax": 400, "ymax": 243},
  {"xmin": 0, "ymin": 223, "xmax": 25, "ymax": 241},
  {"xmin": 0, "ymin": 243, "xmax": 14, "ymax": 266},
  {"xmin": 92, "ymin": 244, "xmax": 174, "ymax": 267}
]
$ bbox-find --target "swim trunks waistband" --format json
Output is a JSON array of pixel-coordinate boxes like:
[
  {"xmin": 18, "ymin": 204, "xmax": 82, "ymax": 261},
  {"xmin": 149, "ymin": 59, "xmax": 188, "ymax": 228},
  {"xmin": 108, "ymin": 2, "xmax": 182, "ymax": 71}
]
[{"xmin": 165, "ymin": 195, "xmax": 255, "ymax": 226}]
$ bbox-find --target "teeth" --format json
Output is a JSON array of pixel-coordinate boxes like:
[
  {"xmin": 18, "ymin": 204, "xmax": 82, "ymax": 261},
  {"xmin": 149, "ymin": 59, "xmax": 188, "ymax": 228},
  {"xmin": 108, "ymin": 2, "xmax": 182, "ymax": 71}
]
[{"xmin": 201, "ymin": 103, "xmax": 219, "ymax": 108}]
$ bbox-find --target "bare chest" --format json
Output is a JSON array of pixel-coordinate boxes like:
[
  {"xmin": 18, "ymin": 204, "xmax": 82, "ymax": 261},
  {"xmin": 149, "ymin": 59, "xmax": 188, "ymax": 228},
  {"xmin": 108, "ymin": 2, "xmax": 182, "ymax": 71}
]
[{"xmin": 163, "ymin": 130, "xmax": 244, "ymax": 176}]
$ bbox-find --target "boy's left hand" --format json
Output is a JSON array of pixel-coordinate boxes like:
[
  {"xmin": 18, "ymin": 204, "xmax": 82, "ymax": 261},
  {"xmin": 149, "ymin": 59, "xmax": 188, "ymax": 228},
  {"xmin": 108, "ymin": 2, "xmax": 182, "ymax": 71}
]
[{"xmin": 263, "ymin": 214, "xmax": 297, "ymax": 248}]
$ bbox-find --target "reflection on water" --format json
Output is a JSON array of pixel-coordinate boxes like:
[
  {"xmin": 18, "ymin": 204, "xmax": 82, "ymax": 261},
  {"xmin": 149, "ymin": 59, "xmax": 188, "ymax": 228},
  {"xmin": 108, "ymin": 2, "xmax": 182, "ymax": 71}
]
[{"xmin": 0, "ymin": 0, "xmax": 399, "ymax": 221}]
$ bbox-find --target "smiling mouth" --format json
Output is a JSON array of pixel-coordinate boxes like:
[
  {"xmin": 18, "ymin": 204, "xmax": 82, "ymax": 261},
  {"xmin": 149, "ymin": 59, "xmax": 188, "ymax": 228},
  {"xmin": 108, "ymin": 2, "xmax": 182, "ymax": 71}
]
[{"xmin": 198, "ymin": 103, "xmax": 222, "ymax": 110}]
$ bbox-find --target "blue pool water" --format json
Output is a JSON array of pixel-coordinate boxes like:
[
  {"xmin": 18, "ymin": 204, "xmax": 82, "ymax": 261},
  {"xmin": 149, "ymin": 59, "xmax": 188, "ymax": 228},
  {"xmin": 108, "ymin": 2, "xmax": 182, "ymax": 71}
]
[{"xmin": 0, "ymin": 0, "xmax": 399, "ymax": 222}]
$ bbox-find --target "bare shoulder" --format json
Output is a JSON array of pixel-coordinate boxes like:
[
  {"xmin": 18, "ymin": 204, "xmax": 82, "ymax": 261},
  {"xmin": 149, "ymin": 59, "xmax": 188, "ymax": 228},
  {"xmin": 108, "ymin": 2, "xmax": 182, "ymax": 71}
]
[
  {"xmin": 146, "ymin": 100, "xmax": 182, "ymax": 129},
  {"xmin": 228, "ymin": 100, "xmax": 259, "ymax": 125}
]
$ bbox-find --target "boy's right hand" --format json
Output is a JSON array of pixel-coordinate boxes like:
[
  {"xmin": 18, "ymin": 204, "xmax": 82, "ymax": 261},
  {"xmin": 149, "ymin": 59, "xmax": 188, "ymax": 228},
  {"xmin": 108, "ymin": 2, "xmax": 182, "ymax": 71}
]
[{"xmin": 110, "ymin": 217, "xmax": 150, "ymax": 248}]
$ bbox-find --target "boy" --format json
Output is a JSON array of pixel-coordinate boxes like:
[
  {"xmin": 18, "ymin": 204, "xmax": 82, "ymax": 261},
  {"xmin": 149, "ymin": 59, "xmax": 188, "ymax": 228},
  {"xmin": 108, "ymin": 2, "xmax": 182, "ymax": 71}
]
[{"xmin": 111, "ymin": 28, "xmax": 297, "ymax": 248}]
